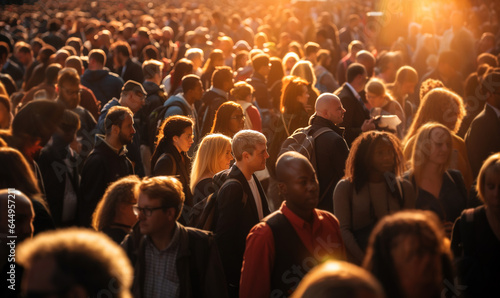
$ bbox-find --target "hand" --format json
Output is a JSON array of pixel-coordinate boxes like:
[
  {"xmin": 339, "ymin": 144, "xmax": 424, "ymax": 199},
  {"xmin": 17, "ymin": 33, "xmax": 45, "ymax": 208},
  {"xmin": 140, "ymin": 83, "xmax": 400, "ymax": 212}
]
[{"xmin": 361, "ymin": 118, "xmax": 376, "ymax": 132}]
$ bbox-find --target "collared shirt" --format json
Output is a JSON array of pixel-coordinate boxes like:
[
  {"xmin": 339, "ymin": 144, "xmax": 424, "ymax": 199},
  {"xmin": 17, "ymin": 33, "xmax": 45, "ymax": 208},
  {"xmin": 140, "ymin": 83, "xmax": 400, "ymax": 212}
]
[
  {"xmin": 239, "ymin": 202, "xmax": 346, "ymax": 298},
  {"xmin": 96, "ymin": 134, "xmax": 127, "ymax": 156},
  {"xmin": 487, "ymin": 102, "xmax": 500, "ymax": 119},
  {"xmin": 209, "ymin": 86, "xmax": 228, "ymax": 99},
  {"xmin": 144, "ymin": 223, "xmax": 181, "ymax": 298},
  {"xmin": 345, "ymin": 82, "xmax": 361, "ymax": 100},
  {"xmin": 248, "ymin": 176, "xmax": 264, "ymax": 220}
]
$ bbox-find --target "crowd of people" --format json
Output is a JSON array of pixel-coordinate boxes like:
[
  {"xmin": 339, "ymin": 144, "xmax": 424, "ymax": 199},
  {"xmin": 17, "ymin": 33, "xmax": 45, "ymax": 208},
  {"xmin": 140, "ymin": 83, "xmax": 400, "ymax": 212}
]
[{"xmin": 1, "ymin": 0, "xmax": 500, "ymax": 297}]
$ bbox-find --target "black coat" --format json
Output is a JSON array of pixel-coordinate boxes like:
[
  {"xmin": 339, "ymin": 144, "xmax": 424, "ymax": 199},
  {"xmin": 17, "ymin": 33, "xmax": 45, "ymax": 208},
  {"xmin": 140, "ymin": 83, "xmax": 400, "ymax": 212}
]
[
  {"xmin": 310, "ymin": 115, "xmax": 349, "ymax": 213},
  {"xmin": 121, "ymin": 223, "xmax": 229, "ymax": 298},
  {"xmin": 78, "ymin": 136, "xmax": 134, "ymax": 227},
  {"xmin": 197, "ymin": 90, "xmax": 227, "ymax": 138},
  {"xmin": 465, "ymin": 104, "xmax": 500, "ymax": 177},
  {"xmin": 116, "ymin": 58, "xmax": 145, "ymax": 84},
  {"xmin": 335, "ymin": 83, "xmax": 370, "ymax": 146},
  {"xmin": 214, "ymin": 165, "xmax": 270, "ymax": 294}
]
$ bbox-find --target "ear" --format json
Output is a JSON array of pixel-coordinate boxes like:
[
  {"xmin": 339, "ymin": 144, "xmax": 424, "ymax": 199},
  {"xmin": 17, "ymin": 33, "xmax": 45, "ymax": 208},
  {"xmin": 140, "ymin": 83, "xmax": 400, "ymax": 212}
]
[
  {"xmin": 166, "ymin": 207, "xmax": 177, "ymax": 222},
  {"xmin": 111, "ymin": 124, "xmax": 120, "ymax": 136},
  {"xmin": 55, "ymin": 84, "xmax": 59, "ymax": 93},
  {"xmin": 278, "ymin": 182, "xmax": 287, "ymax": 196},
  {"xmin": 172, "ymin": 135, "xmax": 179, "ymax": 145},
  {"xmin": 241, "ymin": 151, "xmax": 250, "ymax": 160}
]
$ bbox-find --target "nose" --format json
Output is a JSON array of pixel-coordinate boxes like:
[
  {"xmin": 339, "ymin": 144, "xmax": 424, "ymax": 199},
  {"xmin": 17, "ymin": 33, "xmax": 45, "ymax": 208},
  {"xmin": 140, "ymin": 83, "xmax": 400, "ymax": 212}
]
[{"xmin": 264, "ymin": 150, "xmax": 270, "ymax": 159}]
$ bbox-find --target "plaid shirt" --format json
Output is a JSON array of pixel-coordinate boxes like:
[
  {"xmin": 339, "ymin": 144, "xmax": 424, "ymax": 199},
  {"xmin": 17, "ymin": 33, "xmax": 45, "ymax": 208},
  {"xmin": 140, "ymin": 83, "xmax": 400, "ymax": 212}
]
[{"xmin": 143, "ymin": 223, "xmax": 180, "ymax": 298}]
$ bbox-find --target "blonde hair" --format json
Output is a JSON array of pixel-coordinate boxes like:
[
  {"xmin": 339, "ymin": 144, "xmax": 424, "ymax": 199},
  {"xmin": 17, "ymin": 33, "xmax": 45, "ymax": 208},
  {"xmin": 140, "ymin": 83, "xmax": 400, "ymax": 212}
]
[
  {"xmin": 476, "ymin": 153, "xmax": 500, "ymax": 204},
  {"xmin": 190, "ymin": 133, "xmax": 232, "ymax": 192},
  {"xmin": 92, "ymin": 175, "xmax": 141, "ymax": 231},
  {"xmin": 405, "ymin": 88, "xmax": 465, "ymax": 144},
  {"xmin": 410, "ymin": 122, "xmax": 452, "ymax": 182}
]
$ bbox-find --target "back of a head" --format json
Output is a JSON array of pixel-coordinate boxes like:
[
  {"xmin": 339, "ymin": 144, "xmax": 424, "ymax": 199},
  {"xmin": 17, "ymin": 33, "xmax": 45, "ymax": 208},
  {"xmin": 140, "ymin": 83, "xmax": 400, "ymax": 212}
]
[
  {"xmin": 142, "ymin": 59, "xmax": 163, "ymax": 80},
  {"xmin": 45, "ymin": 63, "xmax": 63, "ymax": 84},
  {"xmin": 88, "ymin": 49, "xmax": 106, "ymax": 67},
  {"xmin": 17, "ymin": 228, "xmax": 133, "ymax": 298},
  {"xmin": 252, "ymin": 53, "xmax": 270, "ymax": 72},
  {"xmin": 348, "ymin": 40, "xmax": 365, "ymax": 54},
  {"xmin": 395, "ymin": 66, "xmax": 418, "ymax": 84},
  {"xmin": 181, "ymin": 74, "xmax": 201, "ymax": 93},
  {"xmin": 231, "ymin": 81, "xmax": 254, "ymax": 101},
  {"xmin": 65, "ymin": 55, "xmax": 84, "ymax": 75},
  {"xmin": 347, "ymin": 63, "xmax": 366, "ymax": 83},
  {"xmin": 291, "ymin": 60, "xmax": 315, "ymax": 84},
  {"xmin": 304, "ymin": 42, "xmax": 320, "ymax": 57},
  {"xmin": 477, "ymin": 53, "xmax": 498, "ymax": 68},
  {"xmin": 212, "ymin": 66, "xmax": 233, "ymax": 89},
  {"xmin": 292, "ymin": 261, "xmax": 385, "ymax": 298},
  {"xmin": 365, "ymin": 78, "xmax": 386, "ymax": 97}
]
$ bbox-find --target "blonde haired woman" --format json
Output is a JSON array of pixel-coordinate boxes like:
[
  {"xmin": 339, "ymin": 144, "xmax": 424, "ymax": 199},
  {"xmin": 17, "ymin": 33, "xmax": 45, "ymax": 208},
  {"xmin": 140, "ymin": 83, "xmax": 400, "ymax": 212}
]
[
  {"xmin": 92, "ymin": 175, "xmax": 141, "ymax": 244},
  {"xmin": 190, "ymin": 134, "xmax": 233, "ymax": 204},
  {"xmin": 403, "ymin": 88, "xmax": 472, "ymax": 189}
]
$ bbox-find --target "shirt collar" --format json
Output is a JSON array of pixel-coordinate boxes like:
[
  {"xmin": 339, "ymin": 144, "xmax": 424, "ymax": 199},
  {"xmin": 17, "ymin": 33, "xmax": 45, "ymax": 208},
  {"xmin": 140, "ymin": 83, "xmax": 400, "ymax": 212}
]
[
  {"xmin": 345, "ymin": 82, "xmax": 361, "ymax": 100},
  {"xmin": 487, "ymin": 103, "xmax": 500, "ymax": 118},
  {"xmin": 209, "ymin": 87, "xmax": 228, "ymax": 99},
  {"xmin": 280, "ymin": 201, "xmax": 320, "ymax": 230},
  {"xmin": 146, "ymin": 222, "xmax": 181, "ymax": 253},
  {"xmin": 96, "ymin": 134, "xmax": 128, "ymax": 156}
]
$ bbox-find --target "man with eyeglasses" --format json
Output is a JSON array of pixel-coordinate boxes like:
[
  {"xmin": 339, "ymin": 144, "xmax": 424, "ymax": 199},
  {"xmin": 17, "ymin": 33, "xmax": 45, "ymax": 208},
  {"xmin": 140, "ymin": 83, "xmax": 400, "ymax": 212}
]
[
  {"xmin": 121, "ymin": 176, "xmax": 228, "ymax": 298},
  {"xmin": 96, "ymin": 80, "xmax": 147, "ymax": 177}
]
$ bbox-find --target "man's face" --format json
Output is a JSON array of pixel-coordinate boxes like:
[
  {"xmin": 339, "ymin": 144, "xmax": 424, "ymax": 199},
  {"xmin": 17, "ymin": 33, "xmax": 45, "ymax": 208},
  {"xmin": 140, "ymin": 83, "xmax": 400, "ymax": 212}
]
[
  {"xmin": 137, "ymin": 192, "xmax": 173, "ymax": 237},
  {"xmin": 126, "ymin": 91, "xmax": 145, "ymax": 114},
  {"xmin": 58, "ymin": 82, "xmax": 81, "ymax": 109},
  {"xmin": 118, "ymin": 114, "xmax": 136, "ymax": 146},
  {"xmin": 244, "ymin": 142, "xmax": 269, "ymax": 173},
  {"xmin": 328, "ymin": 98, "xmax": 346, "ymax": 125},
  {"xmin": 191, "ymin": 80, "xmax": 204, "ymax": 101},
  {"xmin": 280, "ymin": 159, "xmax": 319, "ymax": 212}
]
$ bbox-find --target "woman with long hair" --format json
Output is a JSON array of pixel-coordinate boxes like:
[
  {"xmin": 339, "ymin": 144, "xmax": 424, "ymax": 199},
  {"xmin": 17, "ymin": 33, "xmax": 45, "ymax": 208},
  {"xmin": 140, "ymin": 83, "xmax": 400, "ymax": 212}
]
[
  {"xmin": 365, "ymin": 78, "xmax": 405, "ymax": 138},
  {"xmin": 151, "ymin": 115, "xmax": 194, "ymax": 215},
  {"xmin": 210, "ymin": 101, "xmax": 245, "ymax": 138},
  {"xmin": 403, "ymin": 88, "xmax": 472, "ymax": 189},
  {"xmin": 405, "ymin": 122, "xmax": 468, "ymax": 237},
  {"xmin": 162, "ymin": 58, "xmax": 194, "ymax": 96},
  {"xmin": 282, "ymin": 52, "xmax": 299, "ymax": 76},
  {"xmin": 200, "ymin": 49, "xmax": 224, "ymax": 90},
  {"xmin": 92, "ymin": 175, "xmax": 141, "ymax": 244},
  {"xmin": 363, "ymin": 210, "xmax": 454, "ymax": 298},
  {"xmin": 451, "ymin": 152, "xmax": 500, "ymax": 297},
  {"xmin": 0, "ymin": 147, "xmax": 54, "ymax": 234},
  {"xmin": 333, "ymin": 131, "xmax": 415, "ymax": 264},
  {"xmin": 190, "ymin": 134, "xmax": 233, "ymax": 204},
  {"xmin": 291, "ymin": 60, "xmax": 320, "ymax": 112}
]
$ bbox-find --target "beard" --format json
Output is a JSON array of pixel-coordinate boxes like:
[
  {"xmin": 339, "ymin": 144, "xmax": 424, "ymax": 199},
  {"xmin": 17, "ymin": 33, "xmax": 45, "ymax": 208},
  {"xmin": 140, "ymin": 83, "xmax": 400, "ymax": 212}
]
[{"xmin": 118, "ymin": 130, "xmax": 134, "ymax": 145}]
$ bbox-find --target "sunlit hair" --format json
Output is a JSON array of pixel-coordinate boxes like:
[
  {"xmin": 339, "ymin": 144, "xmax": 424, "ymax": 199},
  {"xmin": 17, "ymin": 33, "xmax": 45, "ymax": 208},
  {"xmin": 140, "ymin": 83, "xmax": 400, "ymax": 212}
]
[
  {"xmin": 390, "ymin": 66, "xmax": 418, "ymax": 106},
  {"xmin": 211, "ymin": 101, "xmax": 243, "ymax": 137},
  {"xmin": 190, "ymin": 134, "xmax": 232, "ymax": 192},
  {"xmin": 17, "ymin": 228, "xmax": 133, "ymax": 298},
  {"xmin": 419, "ymin": 78, "xmax": 444, "ymax": 101},
  {"xmin": 405, "ymin": 88, "xmax": 465, "ymax": 143},
  {"xmin": 291, "ymin": 261, "xmax": 385, "ymax": 298},
  {"xmin": 151, "ymin": 115, "xmax": 193, "ymax": 168},
  {"xmin": 476, "ymin": 153, "xmax": 500, "ymax": 204},
  {"xmin": 410, "ymin": 122, "xmax": 452, "ymax": 181},
  {"xmin": 365, "ymin": 78, "xmax": 388, "ymax": 97},
  {"xmin": 232, "ymin": 129, "xmax": 266, "ymax": 161},
  {"xmin": 363, "ymin": 210, "xmax": 453, "ymax": 298},
  {"xmin": 344, "ymin": 131, "xmax": 404, "ymax": 193},
  {"xmin": 139, "ymin": 176, "xmax": 185, "ymax": 220},
  {"xmin": 169, "ymin": 58, "xmax": 194, "ymax": 95},
  {"xmin": 282, "ymin": 52, "xmax": 299, "ymax": 73},
  {"xmin": 291, "ymin": 60, "xmax": 317, "ymax": 87},
  {"xmin": 92, "ymin": 175, "xmax": 141, "ymax": 231},
  {"xmin": 201, "ymin": 49, "xmax": 224, "ymax": 74},
  {"xmin": 280, "ymin": 75, "xmax": 309, "ymax": 114},
  {"xmin": 231, "ymin": 81, "xmax": 254, "ymax": 101}
]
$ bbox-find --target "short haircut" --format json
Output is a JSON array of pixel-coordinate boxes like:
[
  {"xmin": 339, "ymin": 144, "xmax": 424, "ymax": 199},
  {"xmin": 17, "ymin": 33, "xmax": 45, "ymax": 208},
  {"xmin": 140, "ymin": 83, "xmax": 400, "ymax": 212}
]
[
  {"xmin": 139, "ymin": 176, "xmax": 185, "ymax": 220},
  {"xmin": 181, "ymin": 74, "xmax": 201, "ymax": 93},
  {"xmin": 185, "ymin": 48, "xmax": 204, "ymax": 61},
  {"xmin": 65, "ymin": 55, "xmax": 84, "ymax": 75},
  {"xmin": 45, "ymin": 64, "xmax": 63, "ymax": 84},
  {"xmin": 348, "ymin": 40, "xmax": 364, "ymax": 54},
  {"xmin": 142, "ymin": 59, "xmax": 163, "ymax": 80},
  {"xmin": 232, "ymin": 129, "xmax": 266, "ymax": 161},
  {"xmin": 231, "ymin": 81, "xmax": 254, "ymax": 101},
  {"xmin": 57, "ymin": 67, "xmax": 80, "ymax": 87},
  {"xmin": 365, "ymin": 78, "xmax": 386, "ymax": 97},
  {"xmin": 104, "ymin": 106, "xmax": 134, "ymax": 135},
  {"xmin": 346, "ymin": 63, "xmax": 366, "ymax": 83},
  {"xmin": 142, "ymin": 45, "xmax": 159, "ymax": 60},
  {"xmin": 17, "ymin": 228, "xmax": 133, "ymax": 298},
  {"xmin": 59, "ymin": 109, "xmax": 81, "ymax": 135},
  {"xmin": 304, "ymin": 42, "xmax": 320, "ymax": 56},
  {"xmin": 112, "ymin": 41, "xmax": 132, "ymax": 58},
  {"xmin": 88, "ymin": 49, "xmax": 106, "ymax": 66},
  {"xmin": 251, "ymin": 54, "xmax": 270, "ymax": 72},
  {"xmin": 212, "ymin": 66, "xmax": 233, "ymax": 89}
]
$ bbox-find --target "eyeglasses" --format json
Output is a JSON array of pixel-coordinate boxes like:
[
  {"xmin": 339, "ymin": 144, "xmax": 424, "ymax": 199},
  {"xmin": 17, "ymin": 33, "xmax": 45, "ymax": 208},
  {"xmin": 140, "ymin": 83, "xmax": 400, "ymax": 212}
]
[
  {"xmin": 231, "ymin": 114, "xmax": 246, "ymax": 121},
  {"xmin": 132, "ymin": 205, "xmax": 164, "ymax": 216}
]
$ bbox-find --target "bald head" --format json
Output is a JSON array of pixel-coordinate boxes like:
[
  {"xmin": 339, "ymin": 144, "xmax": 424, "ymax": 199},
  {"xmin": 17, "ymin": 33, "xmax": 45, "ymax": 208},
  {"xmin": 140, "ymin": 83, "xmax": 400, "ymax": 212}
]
[
  {"xmin": 315, "ymin": 93, "xmax": 345, "ymax": 125},
  {"xmin": 276, "ymin": 152, "xmax": 312, "ymax": 182},
  {"xmin": 0, "ymin": 190, "xmax": 34, "ymax": 242}
]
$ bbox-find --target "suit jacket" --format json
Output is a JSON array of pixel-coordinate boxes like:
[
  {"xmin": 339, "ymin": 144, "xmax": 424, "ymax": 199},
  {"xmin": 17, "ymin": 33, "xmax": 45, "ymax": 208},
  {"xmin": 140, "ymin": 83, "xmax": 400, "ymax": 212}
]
[
  {"xmin": 465, "ymin": 104, "xmax": 500, "ymax": 177},
  {"xmin": 214, "ymin": 164, "xmax": 270, "ymax": 293},
  {"xmin": 335, "ymin": 83, "xmax": 370, "ymax": 146},
  {"xmin": 117, "ymin": 58, "xmax": 144, "ymax": 84}
]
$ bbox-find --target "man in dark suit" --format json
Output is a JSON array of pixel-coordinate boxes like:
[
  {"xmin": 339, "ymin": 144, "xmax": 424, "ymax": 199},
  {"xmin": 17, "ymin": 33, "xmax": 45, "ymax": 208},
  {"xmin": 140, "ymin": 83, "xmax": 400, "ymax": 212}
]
[
  {"xmin": 214, "ymin": 129, "xmax": 270, "ymax": 297},
  {"xmin": 111, "ymin": 41, "xmax": 144, "ymax": 84},
  {"xmin": 465, "ymin": 70, "xmax": 500, "ymax": 177},
  {"xmin": 335, "ymin": 63, "xmax": 374, "ymax": 147}
]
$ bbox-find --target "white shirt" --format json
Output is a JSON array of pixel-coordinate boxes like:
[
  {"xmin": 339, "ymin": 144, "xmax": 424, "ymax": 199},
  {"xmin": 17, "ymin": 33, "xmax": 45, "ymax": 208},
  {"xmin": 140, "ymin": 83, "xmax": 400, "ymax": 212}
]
[{"xmin": 248, "ymin": 176, "xmax": 264, "ymax": 220}]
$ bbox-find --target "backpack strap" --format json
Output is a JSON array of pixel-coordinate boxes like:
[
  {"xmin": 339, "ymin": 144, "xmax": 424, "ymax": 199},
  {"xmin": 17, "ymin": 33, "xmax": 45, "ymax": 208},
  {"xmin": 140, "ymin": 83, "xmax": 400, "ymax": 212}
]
[{"xmin": 164, "ymin": 100, "xmax": 190, "ymax": 118}]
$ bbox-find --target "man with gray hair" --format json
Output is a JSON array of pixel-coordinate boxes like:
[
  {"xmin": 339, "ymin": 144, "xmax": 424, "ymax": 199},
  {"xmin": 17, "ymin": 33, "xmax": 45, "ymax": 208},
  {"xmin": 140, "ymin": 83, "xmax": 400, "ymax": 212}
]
[{"xmin": 213, "ymin": 129, "xmax": 270, "ymax": 297}]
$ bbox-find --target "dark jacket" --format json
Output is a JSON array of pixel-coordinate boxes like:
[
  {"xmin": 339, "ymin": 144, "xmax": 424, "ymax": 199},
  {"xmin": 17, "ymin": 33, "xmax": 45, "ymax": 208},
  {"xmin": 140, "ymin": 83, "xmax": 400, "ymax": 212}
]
[
  {"xmin": 310, "ymin": 114, "xmax": 349, "ymax": 213},
  {"xmin": 138, "ymin": 81, "xmax": 167, "ymax": 147},
  {"xmin": 78, "ymin": 135, "xmax": 134, "ymax": 227},
  {"xmin": 81, "ymin": 69, "xmax": 124, "ymax": 105},
  {"xmin": 116, "ymin": 58, "xmax": 144, "ymax": 83},
  {"xmin": 38, "ymin": 135, "xmax": 80, "ymax": 227},
  {"xmin": 214, "ymin": 164, "xmax": 270, "ymax": 294},
  {"xmin": 121, "ymin": 223, "xmax": 229, "ymax": 298},
  {"xmin": 247, "ymin": 73, "xmax": 270, "ymax": 109},
  {"xmin": 465, "ymin": 104, "xmax": 500, "ymax": 177},
  {"xmin": 197, "ymin": 90, "xmax": 227, "ymax": 139},
  {"xmin": 335, "ymin": 83, "xmax": 370, "ymax": 146}
]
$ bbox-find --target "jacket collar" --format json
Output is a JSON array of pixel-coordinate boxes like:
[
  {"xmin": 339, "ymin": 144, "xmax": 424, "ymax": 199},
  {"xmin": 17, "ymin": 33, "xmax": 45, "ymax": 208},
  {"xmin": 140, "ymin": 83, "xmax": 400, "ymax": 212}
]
[{"xmin": 310, "ymin": 114, "xmax": 345, "ymax": 136}]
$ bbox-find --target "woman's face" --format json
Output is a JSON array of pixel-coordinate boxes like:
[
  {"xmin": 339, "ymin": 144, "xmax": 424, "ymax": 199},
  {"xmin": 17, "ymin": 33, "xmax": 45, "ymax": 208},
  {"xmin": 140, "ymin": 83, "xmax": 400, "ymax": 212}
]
[
  {"xmin": 366, "ymin": 92, "xmax": 385, "ymax": 108},
  {"xmin": 120, "ymin": 200, "xmax": 138, "ymax": 227},
  {"xmin": 218, "ymin": 143, "xmax": 234, "ymax": 172},
  {"xmin": 286, "ymin": 57, "xmax": 297, "ymax": 71},
  {"xmin": 229, "ymin": 108, "xmax": 245, "ymax": 135},
  {"xmin": 428, "ymin": 128, "xmax": 451, "ymax": 166},
  {"xmin": 371, "ymin": 138, "xmax": 395, "ymax": 175},
  {"xmin": 173, "ymin": 126, "xmax": 194, "ymax": 153},
  {"xmin": 483, "ymin": 168, "xmax": 500, "ymax": 213},
  {"xmin": 297, "ymin": 85, "xmax": 309, "ymax": 107}
]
